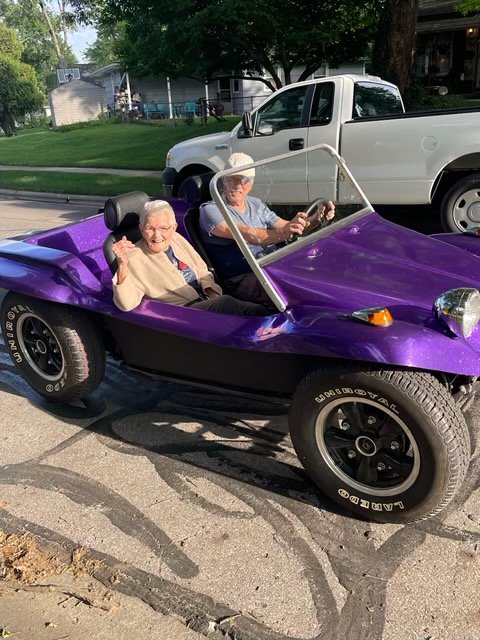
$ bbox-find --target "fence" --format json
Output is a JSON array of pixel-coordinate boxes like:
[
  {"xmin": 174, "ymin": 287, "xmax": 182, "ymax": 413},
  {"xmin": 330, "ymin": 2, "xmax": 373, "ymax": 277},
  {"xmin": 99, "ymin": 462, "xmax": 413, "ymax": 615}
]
[{"xmin": 109, "ymin": 93, "xmax": 273, "ymax": 122}]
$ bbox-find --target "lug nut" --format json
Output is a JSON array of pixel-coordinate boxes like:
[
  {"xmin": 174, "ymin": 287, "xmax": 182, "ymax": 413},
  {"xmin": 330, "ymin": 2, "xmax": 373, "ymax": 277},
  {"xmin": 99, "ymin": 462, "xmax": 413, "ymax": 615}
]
[
  {"xmin": 340, "ymin": 421, "xmax": 350, "ymax": 430},
  {"xmin": 367, "ymin": 416, "xmax": 376, "ymax": 425},
  {"xmin": 347, "ymin": 450, "xmax": 357, "ymax": 459},
  {"xmin": 377, "ymin": 462, "xmax": 386, "ymax": 471},
  {"xmin": 390, "ymin": 441, "xmax": 400, "ymax": 451}
]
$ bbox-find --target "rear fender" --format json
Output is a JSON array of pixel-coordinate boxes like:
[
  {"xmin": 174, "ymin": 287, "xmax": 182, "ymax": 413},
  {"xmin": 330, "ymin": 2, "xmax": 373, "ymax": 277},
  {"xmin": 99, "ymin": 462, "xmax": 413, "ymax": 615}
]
[{"xmin": 0, "ymin": 240, "xmax": 106, "ymax": 306}]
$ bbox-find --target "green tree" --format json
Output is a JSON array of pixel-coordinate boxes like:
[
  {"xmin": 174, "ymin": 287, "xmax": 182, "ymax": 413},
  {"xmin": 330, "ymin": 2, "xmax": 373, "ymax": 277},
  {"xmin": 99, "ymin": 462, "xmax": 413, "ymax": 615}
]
[
  {"xmin": 457, "ymin": 0, "xmax": 480, "ymax": 13},
  {"xmin": 0, "ymin": 0, "xmax": 76, "ymax": 92},
  {"xmin": 0, "ymin": 26, "xmax": 44, "ymax": 136},
  {"xmin": 84, "ymin": 21, "xmax": 124, "ymax": 67},
  {"xmin": 73, "ymin": 0, "xmax": 381, "ymax": 89},
  {"xmin": 0, "ymin": 22, "xmax": 24, "ymax": 59}
]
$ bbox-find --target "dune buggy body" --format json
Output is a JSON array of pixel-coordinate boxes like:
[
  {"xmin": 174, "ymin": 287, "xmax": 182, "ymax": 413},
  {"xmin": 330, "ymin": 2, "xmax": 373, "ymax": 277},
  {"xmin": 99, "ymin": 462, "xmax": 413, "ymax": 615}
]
[{"xmin": 1, "ymin": 144, "xmax": 479, "ymax": 523}]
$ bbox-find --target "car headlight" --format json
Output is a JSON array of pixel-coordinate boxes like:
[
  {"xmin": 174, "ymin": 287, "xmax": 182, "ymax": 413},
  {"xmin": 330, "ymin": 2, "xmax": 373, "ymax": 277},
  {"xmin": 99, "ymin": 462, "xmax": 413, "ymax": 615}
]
[
  {"xmin": 166, "ymin": 151, "xmax": 172, "ymax": 167},
  {"xmin": 435, "ymin": 288, "xmax": 480, "ymax": 338}
]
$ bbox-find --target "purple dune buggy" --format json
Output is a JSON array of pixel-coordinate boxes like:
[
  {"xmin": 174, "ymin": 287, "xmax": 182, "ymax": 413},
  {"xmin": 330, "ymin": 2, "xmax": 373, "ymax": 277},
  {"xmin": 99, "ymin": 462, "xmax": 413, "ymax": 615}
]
[{"xmin": 1, "ymin": 145, "xmax": 480, "ymax": 524}]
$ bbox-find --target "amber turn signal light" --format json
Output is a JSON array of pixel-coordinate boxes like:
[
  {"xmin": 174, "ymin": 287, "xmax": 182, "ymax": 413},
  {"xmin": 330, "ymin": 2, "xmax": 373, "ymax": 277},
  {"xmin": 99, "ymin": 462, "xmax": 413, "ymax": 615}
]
[{"xmin": 352, "ymin": 307, "xmax": 393, "ymax": 327}]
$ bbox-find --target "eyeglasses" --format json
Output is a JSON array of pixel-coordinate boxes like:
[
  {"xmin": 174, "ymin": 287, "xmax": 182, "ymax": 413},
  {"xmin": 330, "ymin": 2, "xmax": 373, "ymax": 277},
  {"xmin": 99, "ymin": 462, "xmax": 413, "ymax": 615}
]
[
  {"xmin": 223, "ymin": 176, "xmax": 251, "ymax": 190},
  {"xmin": 143, "ymin": 224, "xmax": 174, "ymax": 233}
]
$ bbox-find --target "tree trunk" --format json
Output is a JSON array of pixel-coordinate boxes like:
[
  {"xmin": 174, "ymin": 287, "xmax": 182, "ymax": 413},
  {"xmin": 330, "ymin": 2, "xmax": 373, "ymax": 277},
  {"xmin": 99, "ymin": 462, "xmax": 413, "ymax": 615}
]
[
  {"xmin": 0, "ymin": 113, "xmax": 15, "ymax": 136},
  {"xmin": 371, "ymin": 0, "xmax": 419, "ymax": 93}
]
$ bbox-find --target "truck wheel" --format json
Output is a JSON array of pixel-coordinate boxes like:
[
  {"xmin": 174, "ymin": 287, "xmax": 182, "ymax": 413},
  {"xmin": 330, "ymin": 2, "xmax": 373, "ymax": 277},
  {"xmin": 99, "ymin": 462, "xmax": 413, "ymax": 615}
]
[
  {"xmin": 440, "ymin": 174, "xmax": 480, "ymax": 233},
  {"xmin": 1, "ymin": 293, "xmax": 105, "ymax": 403},
  {"xmin": 289, "ymin": 366, "xmax": 470, "ymax": 523}
]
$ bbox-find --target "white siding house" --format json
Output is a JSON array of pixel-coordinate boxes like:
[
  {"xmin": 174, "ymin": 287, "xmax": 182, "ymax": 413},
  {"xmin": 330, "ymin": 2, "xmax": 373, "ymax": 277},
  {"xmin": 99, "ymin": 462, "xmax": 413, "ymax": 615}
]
[{"xmin": 48, "ymin": 80, "xmax": 106, "ymax": 126}]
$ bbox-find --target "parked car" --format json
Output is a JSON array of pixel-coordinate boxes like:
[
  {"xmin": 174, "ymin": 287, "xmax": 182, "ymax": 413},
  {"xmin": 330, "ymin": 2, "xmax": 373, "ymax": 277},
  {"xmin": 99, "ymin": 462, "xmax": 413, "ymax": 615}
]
[
  {"xmin": 163, "ymin": 74, "xmax": 480, "ymax": 234},
  {"xmin": 1, "ymin": 144, "xmax": 480, "ymax": 524}
]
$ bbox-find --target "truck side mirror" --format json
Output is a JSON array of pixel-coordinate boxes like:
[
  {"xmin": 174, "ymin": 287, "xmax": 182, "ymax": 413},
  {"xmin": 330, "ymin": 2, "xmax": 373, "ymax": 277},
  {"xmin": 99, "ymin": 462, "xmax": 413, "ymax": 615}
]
[{"xmin": 241, "ymin": 111, "xmax": 254, "ymax": 137}]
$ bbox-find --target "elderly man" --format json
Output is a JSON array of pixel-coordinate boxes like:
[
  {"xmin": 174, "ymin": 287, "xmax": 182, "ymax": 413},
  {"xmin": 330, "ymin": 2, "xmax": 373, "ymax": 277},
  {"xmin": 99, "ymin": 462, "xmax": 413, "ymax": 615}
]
[
  {"xmin": 199, "ymin": 152, "xmax": 334, "ymax": 306},
  {"xmin": 112, "ymin": 199, "xmax": 268, "ymax": 316}
]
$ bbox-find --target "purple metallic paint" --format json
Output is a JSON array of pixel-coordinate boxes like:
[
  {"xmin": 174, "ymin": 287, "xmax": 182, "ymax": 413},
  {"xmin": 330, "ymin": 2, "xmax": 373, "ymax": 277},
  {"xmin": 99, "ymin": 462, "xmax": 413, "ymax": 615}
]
[{"xmin": 1, "ymin": 205, "xmax": 480, "ymax": 377}]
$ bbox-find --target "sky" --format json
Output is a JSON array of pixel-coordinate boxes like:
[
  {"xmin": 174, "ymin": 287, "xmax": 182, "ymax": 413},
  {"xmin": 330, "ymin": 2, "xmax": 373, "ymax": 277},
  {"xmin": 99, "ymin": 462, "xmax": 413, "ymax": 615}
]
[{"xmin": 69, "ymin": 24, "xmax": 97, "ymax": 63}]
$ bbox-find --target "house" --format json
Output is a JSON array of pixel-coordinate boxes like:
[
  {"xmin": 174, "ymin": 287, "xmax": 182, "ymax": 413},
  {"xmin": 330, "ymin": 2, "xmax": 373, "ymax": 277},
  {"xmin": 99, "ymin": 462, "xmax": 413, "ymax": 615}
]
[
  {"xmin": 415, "ymin": 0, "xmax": 480, "ymax": 93},
  {"xmin": 85, "ymin": 61, "xmax": 367, "ymax": 118}
]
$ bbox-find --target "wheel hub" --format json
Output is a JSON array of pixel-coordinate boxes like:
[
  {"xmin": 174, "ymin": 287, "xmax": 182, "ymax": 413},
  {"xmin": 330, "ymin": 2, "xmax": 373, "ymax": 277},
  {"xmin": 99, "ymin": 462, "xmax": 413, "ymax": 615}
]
[
  {"xmin": 355, "ymin": 435, "xmax": 377, "ymax": 457},
  {"xmin": 315, "ymin": 397, "xmax": 420, "ymax": 497},
  {"xmin": 17, "ymin": 313, "xmax": 65, "ymax": 381},
  {"xmin": 35, "ymin": 339, "xmax": 47, "ymax": 354},
  {"xmin": 467, "ymin": 202, "xmax": 480, "ymax": 223}
]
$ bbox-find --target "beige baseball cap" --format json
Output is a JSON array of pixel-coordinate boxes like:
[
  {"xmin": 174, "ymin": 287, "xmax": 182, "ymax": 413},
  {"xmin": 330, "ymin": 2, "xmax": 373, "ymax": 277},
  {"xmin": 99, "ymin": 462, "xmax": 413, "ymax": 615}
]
[{"xmin": 226, "ymin": 152, "xmax": 255, "ymax": 179}]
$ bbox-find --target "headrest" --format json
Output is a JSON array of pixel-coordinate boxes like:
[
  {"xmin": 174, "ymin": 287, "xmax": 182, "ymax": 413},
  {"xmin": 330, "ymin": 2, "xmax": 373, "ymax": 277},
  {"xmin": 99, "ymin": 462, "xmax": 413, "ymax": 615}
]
[
  {"xmin": 180, "ymin": 172, "xmax": 214, "ymax": 207},
  {"xmin": 104, "ymin": 191, "xmax": 149, "ymax": 231}
]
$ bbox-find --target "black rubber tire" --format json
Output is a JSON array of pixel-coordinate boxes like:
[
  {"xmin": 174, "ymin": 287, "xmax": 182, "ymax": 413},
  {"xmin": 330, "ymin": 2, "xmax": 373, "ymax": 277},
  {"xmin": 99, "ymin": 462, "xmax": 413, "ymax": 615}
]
[
  {"xmin": 289, "ymin": 365, "xmax": 470, "ymax": 523},
  {"xmin": 1, "ymin": 293, "xmax": 105, "ymax": 403},
  {"xmin": 440, "ymin": 174, "xmax": 480, "ymax": 233}
]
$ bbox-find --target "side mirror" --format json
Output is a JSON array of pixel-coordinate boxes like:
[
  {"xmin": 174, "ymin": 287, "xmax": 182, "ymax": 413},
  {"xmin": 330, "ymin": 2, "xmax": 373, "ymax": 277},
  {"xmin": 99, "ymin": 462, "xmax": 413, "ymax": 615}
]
[
  {"xmin": 257, "ymin": 122, "xmax": 274, "ymax": 136},
  {"xmin": 241, "ymin": 111, "xmax": 254, "ymax": 137}
]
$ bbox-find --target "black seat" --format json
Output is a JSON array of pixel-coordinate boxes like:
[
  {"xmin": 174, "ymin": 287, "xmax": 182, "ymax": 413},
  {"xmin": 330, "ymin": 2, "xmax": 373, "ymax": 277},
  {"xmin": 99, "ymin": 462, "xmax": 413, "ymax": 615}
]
[
  {"xmin": 103, "ymin": 191, "xmax": 149, "ymax": 274},
  {"xmin": 180, "ymin": 172, "xmax": 217, "ymax": 273}
]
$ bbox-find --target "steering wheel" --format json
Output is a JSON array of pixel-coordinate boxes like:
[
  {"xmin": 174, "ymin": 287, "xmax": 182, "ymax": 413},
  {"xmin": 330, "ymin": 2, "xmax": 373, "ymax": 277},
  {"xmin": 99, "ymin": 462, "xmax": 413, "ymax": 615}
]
[
  {"xmin": 301, "ymin": 197, "xmax": 332, "ymax": 237},
  {"xmin": 275, "ymin": 198, "xmax": 333, "ymax": 248}
]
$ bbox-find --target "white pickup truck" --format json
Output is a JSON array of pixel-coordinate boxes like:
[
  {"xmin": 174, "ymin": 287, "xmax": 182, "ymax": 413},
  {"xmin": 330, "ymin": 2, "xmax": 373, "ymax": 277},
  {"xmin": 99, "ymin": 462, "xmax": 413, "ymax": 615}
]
[{"xmin": 163, "ymin": 74, "xmax": 480, "ymax": 233}]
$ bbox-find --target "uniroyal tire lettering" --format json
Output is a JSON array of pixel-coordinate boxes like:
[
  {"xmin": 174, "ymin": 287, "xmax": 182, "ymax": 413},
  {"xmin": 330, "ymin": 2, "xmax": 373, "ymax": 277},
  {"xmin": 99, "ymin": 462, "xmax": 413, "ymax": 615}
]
[
  {"xmin": 338, "ymin": 488, "xmax": 405, "ymax": 511},
  {"xmin": 7, "ymin": 311, "xmax": 15, "ymax": 321},
  {"xmin": 315, "ymin": 387, "xmax": 399, "ymax": 414},
  {"xmin": 13, "ymin": 352, "xmax": 22, "ymax": 363},
  {"xmin": 5, "ymin": 321, "xmax": 13, "ymax": 331}
]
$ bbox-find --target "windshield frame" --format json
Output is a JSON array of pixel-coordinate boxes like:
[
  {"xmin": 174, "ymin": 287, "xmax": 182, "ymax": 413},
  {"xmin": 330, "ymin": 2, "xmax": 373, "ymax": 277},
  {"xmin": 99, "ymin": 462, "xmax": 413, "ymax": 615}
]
[{"xmin": 210, "ymin": 143, "xmax": 374, "ymax": 312}]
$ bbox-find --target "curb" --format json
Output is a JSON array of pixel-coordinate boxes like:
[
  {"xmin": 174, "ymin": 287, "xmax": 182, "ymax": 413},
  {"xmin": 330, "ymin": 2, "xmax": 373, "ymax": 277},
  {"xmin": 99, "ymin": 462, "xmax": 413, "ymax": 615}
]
[{"xmin": 0, "ymin": 189, "xmax": 105, "ymax": 206}]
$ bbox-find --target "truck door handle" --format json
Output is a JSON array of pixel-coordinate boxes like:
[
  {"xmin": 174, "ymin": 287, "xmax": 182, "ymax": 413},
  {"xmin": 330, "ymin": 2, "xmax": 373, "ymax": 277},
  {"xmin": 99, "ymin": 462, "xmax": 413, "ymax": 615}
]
[{"xmin": 289, "ymin": 138, "xmax": 304, "ymax": 151}]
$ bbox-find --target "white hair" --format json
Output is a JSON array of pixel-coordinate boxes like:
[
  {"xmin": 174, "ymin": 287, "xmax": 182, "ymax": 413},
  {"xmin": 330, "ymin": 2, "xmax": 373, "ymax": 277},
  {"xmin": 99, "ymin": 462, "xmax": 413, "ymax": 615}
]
[{"xmin": 139, "ymin": 200, "xmax": 176, "ymax": 226}]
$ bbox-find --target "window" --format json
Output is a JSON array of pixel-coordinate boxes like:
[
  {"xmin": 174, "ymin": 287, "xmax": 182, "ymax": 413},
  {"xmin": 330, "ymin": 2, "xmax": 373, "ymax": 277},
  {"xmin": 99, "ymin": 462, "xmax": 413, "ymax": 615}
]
[
  {"xmin": 255, "ymin": 86, "xmax": 308, "ymax": 135},
  {"xmin": 218, "ymin": 78, "xmax": 231, "ymax": 102},
  {"xmin": 309, "ymin": 83, "xmax": 334, "ymax": 126},
  {"xmin": 352, "ymin": 82, "xmax": 403, "ymax": 119},
  {"xmin": 233, "ymin": 79, "xmax": 240, "ymax": 93}
]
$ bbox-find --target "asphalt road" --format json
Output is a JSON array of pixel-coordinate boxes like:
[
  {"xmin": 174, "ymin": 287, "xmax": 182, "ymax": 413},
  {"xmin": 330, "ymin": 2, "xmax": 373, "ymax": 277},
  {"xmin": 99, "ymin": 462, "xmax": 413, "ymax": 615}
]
[{"xmin": 1, "ymin": 196, "xmax": 480, "ymax": 640}]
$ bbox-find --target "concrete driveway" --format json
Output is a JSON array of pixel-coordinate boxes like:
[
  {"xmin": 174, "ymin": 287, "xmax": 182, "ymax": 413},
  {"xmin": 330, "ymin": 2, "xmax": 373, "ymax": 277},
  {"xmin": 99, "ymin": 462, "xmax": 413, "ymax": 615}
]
[{"xmin": 1, "ymin": 196, "xmax": 479, "ymax": 640}]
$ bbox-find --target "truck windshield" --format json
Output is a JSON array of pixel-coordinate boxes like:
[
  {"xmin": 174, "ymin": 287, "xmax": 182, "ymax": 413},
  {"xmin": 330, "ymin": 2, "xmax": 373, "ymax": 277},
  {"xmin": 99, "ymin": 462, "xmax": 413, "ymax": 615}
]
[
  {"xmin": 210, "ymin": 144, "xmax": 373, "ymax": 310},
  {"xmin": 353, "ymin": 82, "xmax": 404, "ymax": 118}
]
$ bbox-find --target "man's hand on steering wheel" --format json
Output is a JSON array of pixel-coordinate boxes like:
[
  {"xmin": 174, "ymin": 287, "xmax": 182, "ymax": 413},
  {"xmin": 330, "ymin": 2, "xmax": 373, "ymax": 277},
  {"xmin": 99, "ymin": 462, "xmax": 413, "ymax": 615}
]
[{"xmin": 300, "ymin": 198, "xmax": 336, "ymax": 237}]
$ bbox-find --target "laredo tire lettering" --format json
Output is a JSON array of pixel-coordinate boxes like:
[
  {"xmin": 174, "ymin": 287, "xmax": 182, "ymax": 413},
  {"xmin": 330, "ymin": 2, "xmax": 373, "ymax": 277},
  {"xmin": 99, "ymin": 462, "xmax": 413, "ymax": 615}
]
[{"xmin": 338, "ymin": 488, "xmax": 405, "ymax": 511}]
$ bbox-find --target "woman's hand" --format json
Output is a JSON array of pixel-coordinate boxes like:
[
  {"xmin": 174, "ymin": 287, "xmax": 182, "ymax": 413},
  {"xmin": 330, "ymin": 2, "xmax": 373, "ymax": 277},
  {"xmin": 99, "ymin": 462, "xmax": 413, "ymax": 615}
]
[
  {"xmin": 112, "ymin": 235, "xmax": 136, "ymax": 266},
  {"xmin": 112, "ymin": 235, "xmax": 136, "ymax": 284},
  {"xmin": 204, "ymin": 287, "xmax": 221, "ymax": 299}
]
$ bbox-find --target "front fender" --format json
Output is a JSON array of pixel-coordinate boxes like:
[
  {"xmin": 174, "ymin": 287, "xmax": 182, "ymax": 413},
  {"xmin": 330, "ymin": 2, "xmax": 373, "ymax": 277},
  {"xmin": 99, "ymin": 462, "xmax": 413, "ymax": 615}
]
[
  {"xmin": 431, "ymin": 232, "xmax": 480, "ymax": 259},
  {"xmin": 279, "ymin": 308, "xmax": 480, "ymax": 377}
]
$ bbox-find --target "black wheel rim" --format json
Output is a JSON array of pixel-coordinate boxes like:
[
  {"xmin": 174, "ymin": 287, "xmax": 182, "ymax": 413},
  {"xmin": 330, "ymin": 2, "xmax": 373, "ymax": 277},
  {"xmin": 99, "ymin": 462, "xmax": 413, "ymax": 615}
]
[
  {"xmin": 315, "ymin": 398, "xmax": 420, "ymax": 497},
  {"xmin": 17, "ymin": 314, "xmax": 65, "ymax": 380}
]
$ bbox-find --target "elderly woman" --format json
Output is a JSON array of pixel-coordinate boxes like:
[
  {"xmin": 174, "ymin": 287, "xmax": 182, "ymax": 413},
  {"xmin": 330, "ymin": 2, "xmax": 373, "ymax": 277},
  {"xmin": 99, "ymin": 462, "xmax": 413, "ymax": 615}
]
[{"xmin": 112, "ymin": 200, "xmax": 268, "ymax": 316}]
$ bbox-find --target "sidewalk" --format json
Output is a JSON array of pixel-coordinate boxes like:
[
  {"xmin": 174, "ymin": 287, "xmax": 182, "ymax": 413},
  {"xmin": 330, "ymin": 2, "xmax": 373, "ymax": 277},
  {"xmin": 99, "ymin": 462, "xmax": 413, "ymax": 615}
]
[
  {"xmin": 0, "ymin": 165, "xmax": 163, "ymax": 177},
  {"xmin": 0, "ymin": 189, "xmax": 105, "ymax": 206}
]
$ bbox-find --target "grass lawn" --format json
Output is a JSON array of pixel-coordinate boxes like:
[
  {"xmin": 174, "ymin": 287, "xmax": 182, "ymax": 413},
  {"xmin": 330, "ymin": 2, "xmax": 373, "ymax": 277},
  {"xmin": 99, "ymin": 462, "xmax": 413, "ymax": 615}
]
[
  {"xmin": 0, "ymin": 118, "xmax": 239, "ymax": 170},
  {"xmin": 0, "ymin": 170, "xmax": 164, "ymax": 197}
]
